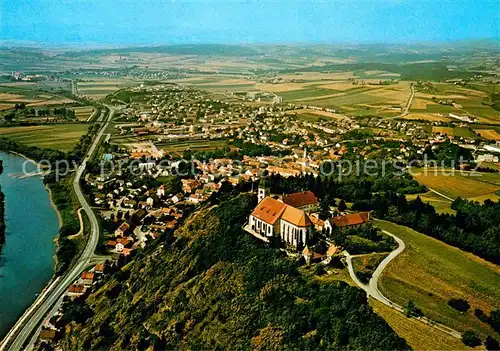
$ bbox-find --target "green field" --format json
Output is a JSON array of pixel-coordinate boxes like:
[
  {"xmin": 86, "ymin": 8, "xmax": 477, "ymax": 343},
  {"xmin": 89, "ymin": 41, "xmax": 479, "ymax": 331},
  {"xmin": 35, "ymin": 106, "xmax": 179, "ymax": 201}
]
[
  {"xmin": 0, "ymin": 124, "xmax": 89, "ymax": 152},
  {"xmin": 377, "ymin": 220, "xmax": 500, "ymax": 337},
  {"xmin": 412, "ymin": 169, "xmax": 500, "ymax": 202}
]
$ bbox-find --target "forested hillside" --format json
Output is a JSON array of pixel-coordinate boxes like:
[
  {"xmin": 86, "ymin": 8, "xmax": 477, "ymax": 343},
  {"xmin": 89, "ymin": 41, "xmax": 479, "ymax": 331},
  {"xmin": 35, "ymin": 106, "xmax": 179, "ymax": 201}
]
[{"xmin": 59, "ymin": 194, "xmax": 409, "ymax": 350}]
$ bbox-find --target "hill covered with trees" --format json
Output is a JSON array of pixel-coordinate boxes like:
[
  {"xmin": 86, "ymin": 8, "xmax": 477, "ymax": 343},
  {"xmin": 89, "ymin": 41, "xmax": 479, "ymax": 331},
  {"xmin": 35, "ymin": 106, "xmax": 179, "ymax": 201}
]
[{"xmin": 58, "ymin": 194, "xmax": 409, "ymax": 350}]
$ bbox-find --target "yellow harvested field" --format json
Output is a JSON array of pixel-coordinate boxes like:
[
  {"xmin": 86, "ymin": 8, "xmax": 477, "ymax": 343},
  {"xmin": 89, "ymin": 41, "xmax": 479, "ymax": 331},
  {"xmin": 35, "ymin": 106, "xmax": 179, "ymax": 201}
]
[
  {"xmin": 27, "ymin": 98, "xmax": 74, "ymax": 107},
  {"xmin": 287, "ymin": 108, "xmax": 344, "ymax": 121},
  {"xmin": 416, "ymin": 92, "xmax": 471, "ymax": 100},
  {"xmin": 370, "ymin": 299, "xmax": 472, "ymax": 351},
  {"xmin": 0, "ymin": 103, "xmax": 15, "ymax": 111},
  {"xmin": 319, "ymin": 82, "xmax": 364, "ymax": 91},
  {"xmin": 432, "ymin": 126, "xmax": 455, "ymax": 135},
  {"xmin": 0, "ymin": 93, "xmax": 25, "ymax": 100},
  {"xmin": 473, "ymin": 129, "xmax": 500, "ymax": 140},
  {"xmin": 279, "ymin": 72, "xmax": 355, "ymax": 81},
  {"xmin": 401, "ymin": 113, "xmax": 453, "ymax": 122},
  {"xmin": 410, "ymin": 98, "xmax": 435, "ymax": 109},
  {"xmin": 412, "ymin": 170, "xmax": 500, "ymax": 200},
  {"xmin": 256, "ymin": 82, "xmax": 309, "ymax": 92}
]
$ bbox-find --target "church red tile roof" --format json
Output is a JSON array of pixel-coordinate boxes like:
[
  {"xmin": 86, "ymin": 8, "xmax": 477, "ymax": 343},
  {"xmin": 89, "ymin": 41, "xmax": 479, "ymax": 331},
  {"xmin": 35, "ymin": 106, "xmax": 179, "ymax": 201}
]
[
  {"xmin": 281, "ymin": 206, "xmax": 313, "ymax": 227},
  {"xmin": 251, "ymin": 197, "xmax": 286, "ymax": 225},
  {"xmin": 283, "ymin": 191, "xmax": 318, "ymax": 208}
]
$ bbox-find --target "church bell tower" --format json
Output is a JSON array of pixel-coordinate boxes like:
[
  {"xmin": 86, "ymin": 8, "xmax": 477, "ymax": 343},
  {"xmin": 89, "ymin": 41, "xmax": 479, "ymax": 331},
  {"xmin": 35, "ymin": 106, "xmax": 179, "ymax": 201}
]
[{"xmin": 258, "ymin": 177, "xmax": 269, "ymax": 203}]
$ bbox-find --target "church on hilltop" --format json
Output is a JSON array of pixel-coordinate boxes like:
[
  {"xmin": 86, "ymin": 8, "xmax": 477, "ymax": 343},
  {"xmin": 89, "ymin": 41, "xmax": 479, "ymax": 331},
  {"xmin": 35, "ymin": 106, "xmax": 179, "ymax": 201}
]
[{"xmin": 245, "ymin": 180, "xmax": 319, "ymax": 248}]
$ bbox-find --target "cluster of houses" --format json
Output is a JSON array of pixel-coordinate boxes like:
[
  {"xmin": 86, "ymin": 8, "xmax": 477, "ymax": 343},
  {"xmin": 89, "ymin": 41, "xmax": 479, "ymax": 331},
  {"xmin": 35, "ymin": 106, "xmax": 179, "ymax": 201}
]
[{"xmin": 37, "ymin": 263, "xmax": 107, "ymax": 343}]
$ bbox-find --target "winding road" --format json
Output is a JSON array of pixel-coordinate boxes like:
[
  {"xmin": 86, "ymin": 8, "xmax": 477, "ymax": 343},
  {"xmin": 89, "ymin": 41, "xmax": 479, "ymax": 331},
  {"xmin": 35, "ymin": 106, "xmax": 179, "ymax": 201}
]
[
  {"xmin": 344, "ymin": 225, "xmax": 462, "ymax": 339},
  {"xmin": 0, "ymin": 106, "xmax": 116, "ymax": 351}
]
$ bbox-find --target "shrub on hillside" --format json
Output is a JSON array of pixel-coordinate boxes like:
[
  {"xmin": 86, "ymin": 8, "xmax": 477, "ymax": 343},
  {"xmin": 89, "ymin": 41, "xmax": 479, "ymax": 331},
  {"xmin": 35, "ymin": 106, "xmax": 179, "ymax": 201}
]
[
  {"xmin": 448, "ymin": 298, "xmax": 470, "ymax": 312},
  {"xmin": 462, "ymin": 331, "xmax": 482, "ymax": 347}
]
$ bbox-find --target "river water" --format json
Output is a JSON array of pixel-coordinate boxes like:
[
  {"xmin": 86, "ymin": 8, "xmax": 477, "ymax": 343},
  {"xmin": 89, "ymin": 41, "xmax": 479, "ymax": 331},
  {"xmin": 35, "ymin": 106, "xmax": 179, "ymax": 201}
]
[{"xmin": 0, "ymin": 152, "xmax": 59, "ymax": 338}]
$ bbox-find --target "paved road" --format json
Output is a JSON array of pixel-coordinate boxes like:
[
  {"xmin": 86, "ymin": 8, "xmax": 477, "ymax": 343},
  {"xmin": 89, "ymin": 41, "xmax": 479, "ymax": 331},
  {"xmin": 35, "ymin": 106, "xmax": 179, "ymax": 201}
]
[
  {"xmin": 344, "ymin": 225, "xmax": 462, "ymax": 339},
  {"xmin": 1, "ymin": 106, "xmax": 116, "ymax": 351}
]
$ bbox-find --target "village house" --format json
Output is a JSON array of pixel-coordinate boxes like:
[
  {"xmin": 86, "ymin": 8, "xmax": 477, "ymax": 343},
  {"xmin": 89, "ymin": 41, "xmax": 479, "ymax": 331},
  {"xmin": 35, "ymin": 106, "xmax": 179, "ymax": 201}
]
[
  {"xmin": 115, "ymin": 222, "xmax": 130, "ymax": 237},
  {"xmin": 79, "ymin": 271, "xmax": 95, "ymax": 287},
  {"xmin": 324, "ymin": 212, "xmax": 370, "ymax": 234},
  {"xmin": 67, "ymin": 285, "xmax": 86, "ymax": 297},
  {"xmin": 283, "ymin": 191, "xmax": 319, "ymax": 212}
]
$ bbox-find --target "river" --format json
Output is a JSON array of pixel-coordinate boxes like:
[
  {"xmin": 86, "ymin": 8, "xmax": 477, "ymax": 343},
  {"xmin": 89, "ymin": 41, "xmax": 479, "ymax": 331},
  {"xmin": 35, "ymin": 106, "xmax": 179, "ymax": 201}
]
[{"xmin": 0, "ymin": 152, "xmax": 59, "ymax": 339}]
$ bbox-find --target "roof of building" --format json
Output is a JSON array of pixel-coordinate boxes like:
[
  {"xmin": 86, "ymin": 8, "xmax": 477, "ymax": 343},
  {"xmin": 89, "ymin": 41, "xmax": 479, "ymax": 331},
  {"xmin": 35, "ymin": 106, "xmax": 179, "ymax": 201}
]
[
  {"xmin": 328, "ymin": 212, "xmax": 369, "ymax": 228},
  {"xmin": 251, "ymin": 197, "xmax": 286, "ymax": 225},
  {"xmin": 281, "ymin": 206, "xmax": 312, "ymax": 227},
  {"xmin": 39, "ymin": 329, "xmax": 56, "ymax": 340},
  {"xmin": 327, "ymin": 244, "xmax": 341, "ymax": 257},
  {"xmin": 283, "ymin": 191, "xmax": 318, "ymax": 208},
  {"xmin": 81, "ymin": 271, "xmax": 94, "ymax": 280},
  {"xmin": 95, "ymin": 264, "xmax": 104, "ymax": 273},
  {"xmin": 68, "ymin": 285, "xmax": 85, "ymax": 293}
]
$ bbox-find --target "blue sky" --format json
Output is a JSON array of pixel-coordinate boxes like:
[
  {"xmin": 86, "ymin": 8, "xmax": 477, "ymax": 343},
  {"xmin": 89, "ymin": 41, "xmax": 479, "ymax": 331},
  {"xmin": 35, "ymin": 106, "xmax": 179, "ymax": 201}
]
[{"xmin": 2, "ymin": 0, "xmax": 499, "ymax": 45}]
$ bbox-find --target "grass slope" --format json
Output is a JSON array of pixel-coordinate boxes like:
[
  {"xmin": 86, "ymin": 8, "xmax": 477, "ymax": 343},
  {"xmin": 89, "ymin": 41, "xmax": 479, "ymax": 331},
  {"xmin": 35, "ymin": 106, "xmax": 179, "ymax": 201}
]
[{"xmin": 377, "ymin": 220, "xmax": 500, "ymax": 337}]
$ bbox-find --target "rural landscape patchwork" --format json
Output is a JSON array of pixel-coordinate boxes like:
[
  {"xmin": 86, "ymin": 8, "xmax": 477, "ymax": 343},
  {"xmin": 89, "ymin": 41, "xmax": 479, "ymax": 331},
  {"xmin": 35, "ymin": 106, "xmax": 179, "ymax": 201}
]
[{"xmin": 0, "ymin": 1, "xmax": 499, "ymax": 350}]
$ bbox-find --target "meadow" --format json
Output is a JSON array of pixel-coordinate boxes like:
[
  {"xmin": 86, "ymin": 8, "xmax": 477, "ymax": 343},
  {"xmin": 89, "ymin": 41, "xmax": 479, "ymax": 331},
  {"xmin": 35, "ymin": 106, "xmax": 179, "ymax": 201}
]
[
  {"xmin": 377, "ymin": 220, "xmax": 500, "ymax": 337},
  {"xmin": 0, "ymin": 124, "xmax": 89, "ymax": 152},
  {"xmin": 412, "ymin": 169, "xmax": 500, "ymax": 202},
  {"xmin": 370, "ymin": 299, "xmax": 474, "ymax": 351}
]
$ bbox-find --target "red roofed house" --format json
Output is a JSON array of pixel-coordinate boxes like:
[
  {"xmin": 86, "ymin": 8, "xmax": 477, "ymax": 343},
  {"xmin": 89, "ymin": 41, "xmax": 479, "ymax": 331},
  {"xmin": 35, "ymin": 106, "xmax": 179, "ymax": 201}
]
[
  {"xmin": 324, "ymin": 212, "xmax": 370, "ymax": 234},
  {"xmin": 67, "ymin": 285, "xmax": 86, "ymax": 297},
  {"xmin": 115, "ymin": 222, "xmax": 129, "ymax": 237},
  {"xmin": 283, "ymin": 191, "xmax": 319, "ymax": 212},
  {"xmin": 80, "ymin": 271, "xmax": 95, "ymax": 287}
]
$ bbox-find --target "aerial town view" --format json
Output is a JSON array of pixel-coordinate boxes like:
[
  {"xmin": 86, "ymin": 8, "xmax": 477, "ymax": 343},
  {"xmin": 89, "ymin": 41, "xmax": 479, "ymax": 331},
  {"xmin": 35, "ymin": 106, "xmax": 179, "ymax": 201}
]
[{"xmin": 0, "ymin": 0, "xmax": 499, "ymax": 350}]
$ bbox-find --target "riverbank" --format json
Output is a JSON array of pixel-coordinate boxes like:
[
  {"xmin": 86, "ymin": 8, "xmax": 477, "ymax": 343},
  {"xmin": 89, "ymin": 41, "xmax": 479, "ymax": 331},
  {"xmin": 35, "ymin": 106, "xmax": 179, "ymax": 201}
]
[
  {"xmin": 0, "ymin": 152, "xmax": 60, "ymax": 338},
  {"xmin": 46, "ymin": 185, "xmax": 63, "ymax": 229},
  {"xmin": 0, "ymin": 161, "xmax": 5, "ymax": 254}
]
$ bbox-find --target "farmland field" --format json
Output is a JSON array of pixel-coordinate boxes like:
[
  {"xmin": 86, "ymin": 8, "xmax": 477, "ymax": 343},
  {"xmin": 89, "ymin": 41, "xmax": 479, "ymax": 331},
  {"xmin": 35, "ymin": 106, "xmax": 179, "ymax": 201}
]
[
  {"xmin": 0, "ymin": 124, "xmax": 89, "ymax": 152},
  {"xmin": 370, "ymin": 299, "xmax": 474, "ymax": 351},
  {"xmin": 473, "ymin": 129, "xmax": 500, "ymax": 140},
  {"xmin": 411, "ymin": 82, "xmax": 500, "ymax": 125},
  {"xmin": 70, "ymin": 106, "xmax": 96, "ymax": 121},
  {"xmin": 377, "ymin": 220, "xmax": 500, "ymax": 337},
  {"xmin": 431, "ymin": 126, "xmax": 477, "ymax": 138},
  {"xmin": 412, "ymin": 169, "xmax": 500, "ymax": 201}
]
